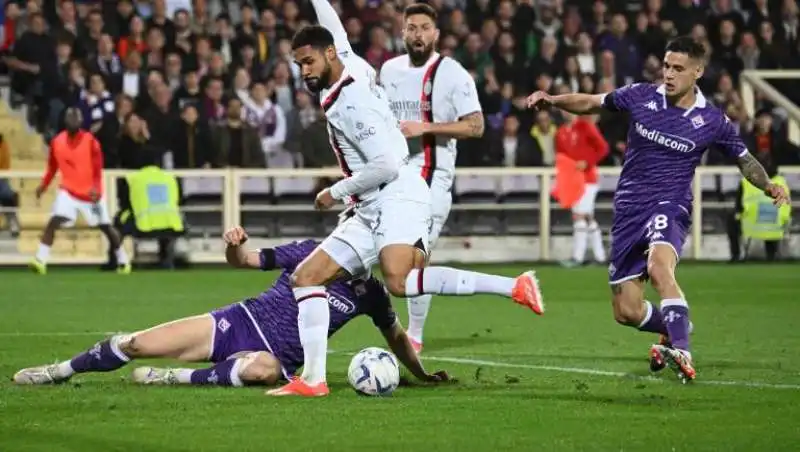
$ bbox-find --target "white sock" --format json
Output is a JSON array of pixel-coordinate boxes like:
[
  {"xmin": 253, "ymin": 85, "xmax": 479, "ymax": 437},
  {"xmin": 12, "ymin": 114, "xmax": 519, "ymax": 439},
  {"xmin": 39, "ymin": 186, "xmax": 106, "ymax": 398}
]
[
  {"xmin": 176, "ymin": 368, "xmax": 194, "ymax": 384},
  {"xmin": 56, "ymin": 361, "xmax": 75, "ymax": 378},
  {"xmin": 406, "ymin": 294, "xmax": 432, "ymax": 343},
  {"xmin": 588, "ymin": 221, "xmax": 606, "ymax": 262},
  {"xmin": 572, "ymin": 219, "xmax": 588, "ymax": 263},
  {"xmin": 404, "ymin": 267, "xmax": 515, "ymax": 297},
  {"xmin": 36, "ymin": 244, "xmax": 51, "ymax": 263},
  {"xmin": 116, "ymin": 247, "xmax": 129, "ymax": 265},
  {"xmin": 294, "ymin": 286, "xmax": 330, "ymax": 385}
]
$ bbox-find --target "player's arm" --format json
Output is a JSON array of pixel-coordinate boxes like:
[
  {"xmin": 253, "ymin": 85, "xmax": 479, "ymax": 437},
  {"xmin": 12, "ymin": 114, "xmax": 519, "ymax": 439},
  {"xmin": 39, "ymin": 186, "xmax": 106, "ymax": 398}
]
[
  {"xmin": 716, "ymin": 116, "xmax": 790, "ymax": 206},
  {"xmin": 89, "ymin": 137, "xmax": 103, "ymax": 201},
  {"xmin": 528, "ymin": 84, "xmax": 641, "ymax": 115},
  {"xmin": 328, "ymin": 106, "xmax": 400, "ymax": 201},
  {"xmin": 359, "ymin": 278, "xmax": 449, "ymax": 383},
  {"xmin": 404, "ymin": 67, "xmax": 484, "ymax": 139},
  {"xmin": 310, "ymin": 0, "xmax": 352, "ymax": 54},
  {"xmin": 37, "ymin": 146, "xmax": 58, "ymax": 197}
]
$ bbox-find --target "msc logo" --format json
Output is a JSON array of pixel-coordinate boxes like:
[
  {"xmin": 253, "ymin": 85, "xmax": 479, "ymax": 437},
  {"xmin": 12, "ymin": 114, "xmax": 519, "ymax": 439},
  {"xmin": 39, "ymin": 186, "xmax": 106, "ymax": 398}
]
[
  {"xmin": 634, "ymin": 123, "xmax": 696, "ymax": 153},
  {"xmin": 354, "ymin": 126, "xmax": 376, "ymax": 142},
  {"xmin": 328, "ymin": 294, "xmax": 356, "ymax": 314}
]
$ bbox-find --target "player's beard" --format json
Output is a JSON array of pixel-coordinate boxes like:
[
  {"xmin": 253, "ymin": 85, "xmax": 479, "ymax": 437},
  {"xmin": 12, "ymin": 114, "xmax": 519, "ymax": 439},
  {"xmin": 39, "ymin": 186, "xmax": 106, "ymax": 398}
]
[
  {"xmin": 303, "ymin": 62, "xmax": 332, "ymax": 94},
  {"xmin": 405, "ymin": 39, "xmax": 435, "ymax": 67}
]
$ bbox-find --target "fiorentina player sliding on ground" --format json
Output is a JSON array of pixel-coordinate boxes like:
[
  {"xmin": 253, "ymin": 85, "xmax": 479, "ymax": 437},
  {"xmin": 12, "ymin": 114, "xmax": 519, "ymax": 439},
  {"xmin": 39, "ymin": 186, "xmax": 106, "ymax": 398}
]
[
  {"xmin": 13, "ymin": 227, "xmax": 450, "ymax": 388},
  {"xmin": 527, "ymin": 36, "xmax": 789, "ymax": 383}
]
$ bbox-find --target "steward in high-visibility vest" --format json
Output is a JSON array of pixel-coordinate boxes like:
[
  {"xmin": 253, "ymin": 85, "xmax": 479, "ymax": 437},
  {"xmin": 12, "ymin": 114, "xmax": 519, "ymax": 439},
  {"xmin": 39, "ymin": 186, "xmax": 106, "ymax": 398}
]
[
  {"xmin": 121, "ymin": 166, "xmax": 184, "ymax": 234},
  {"xmin": 740, "ymin": 175, "xmax": 790, "ymax": 241}
]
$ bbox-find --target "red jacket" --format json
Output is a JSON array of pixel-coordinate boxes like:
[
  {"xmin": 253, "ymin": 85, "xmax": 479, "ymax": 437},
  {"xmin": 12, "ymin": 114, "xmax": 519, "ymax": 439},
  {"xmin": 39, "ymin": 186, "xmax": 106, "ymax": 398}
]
[{"xmin": 555, "ymin": 118, "xmax": 609, "ymax": 184}]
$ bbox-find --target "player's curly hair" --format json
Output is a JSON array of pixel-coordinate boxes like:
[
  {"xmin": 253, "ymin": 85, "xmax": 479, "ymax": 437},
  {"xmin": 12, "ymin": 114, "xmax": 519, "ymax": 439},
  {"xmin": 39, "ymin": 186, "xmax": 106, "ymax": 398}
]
[
  {"xmin": 404, "ymin": 3, "xmax": 437, "ymax": 21},
  {"xmin": 291, "ymin": 25, "xmax": 334, "ymax": 51}
]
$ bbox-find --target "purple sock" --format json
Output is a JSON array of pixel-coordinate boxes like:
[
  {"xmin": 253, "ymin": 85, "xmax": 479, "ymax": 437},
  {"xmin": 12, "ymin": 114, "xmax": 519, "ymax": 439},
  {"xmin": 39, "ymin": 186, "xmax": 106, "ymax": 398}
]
[
  {"xmin": 190, "ymin": 359, "xmax": 243, "ymax": 387},
  {"xmin": 637, "ymin": 301, "xmax": 668, "ymax": 335},
  {"xmin": 69, "ymin": 338, "xmax": 129, "ymax": 373},
  {"xmin": 661, "ymin": 299, "xmax": 691, "ymax": 351}
]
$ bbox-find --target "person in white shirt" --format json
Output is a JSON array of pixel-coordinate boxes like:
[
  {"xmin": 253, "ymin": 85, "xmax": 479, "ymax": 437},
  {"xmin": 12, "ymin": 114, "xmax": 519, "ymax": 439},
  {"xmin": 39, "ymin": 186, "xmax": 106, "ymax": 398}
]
[
  {"xmin": 266, "ymin": 23, "xmax": 544, "ymax": 398},
  {"xmin": 378, "ymin": 3, "xmax": 496, "ymax": 353}
]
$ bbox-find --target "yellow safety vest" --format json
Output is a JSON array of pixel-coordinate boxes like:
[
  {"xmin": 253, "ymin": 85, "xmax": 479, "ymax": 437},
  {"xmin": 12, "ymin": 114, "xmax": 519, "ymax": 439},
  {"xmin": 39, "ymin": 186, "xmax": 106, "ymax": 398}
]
[
  {"xmin": 125, "ymin": 166, "xmax": 184, "ymax": 233},
  {"xmin": 740, "ymin": 175, "xmax": 791, "ymax": 241}
]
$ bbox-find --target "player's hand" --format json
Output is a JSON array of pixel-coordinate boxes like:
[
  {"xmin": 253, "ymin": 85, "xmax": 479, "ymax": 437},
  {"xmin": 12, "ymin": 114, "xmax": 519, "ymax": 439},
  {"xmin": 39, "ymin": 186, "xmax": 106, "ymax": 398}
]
[
  {"xmin": 314, "ymin": 188, "xmax": 336, "ymax": 211},
  {"xmin": 425, "ymin": 370, "xmax": 453, "ymax": 383},
  {"xmin": 576, "ymin": 160, "xmax": 588, "ymax": 171},
  {"xmin": 765, "ymin": 182, "xmax": 790, "ymax": 207},
  {"xmin": 223, "ymin": 226, "xmax": 249, "ymax": 246},
  {"xmin": 399, "ymin": 120, "xmax": 428, "ymax": 138},
  {"xmin": 34, "ymin": 185, "xmax": 44, "ymax": 200},
  {"xmin": 525, "ymin": 91, "xmax": 553, "ymax": 110}
]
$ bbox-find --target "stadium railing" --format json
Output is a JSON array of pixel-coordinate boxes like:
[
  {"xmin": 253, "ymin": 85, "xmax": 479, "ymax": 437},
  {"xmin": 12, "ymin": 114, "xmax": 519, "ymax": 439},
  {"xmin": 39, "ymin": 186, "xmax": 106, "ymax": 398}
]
[
  {"xmin": 1, "ymin": 166, "xmax": 798, "ymax": 265},
  {"xmin": 740, "ymin": 70, "xmax": 800, "ymax": 146}
]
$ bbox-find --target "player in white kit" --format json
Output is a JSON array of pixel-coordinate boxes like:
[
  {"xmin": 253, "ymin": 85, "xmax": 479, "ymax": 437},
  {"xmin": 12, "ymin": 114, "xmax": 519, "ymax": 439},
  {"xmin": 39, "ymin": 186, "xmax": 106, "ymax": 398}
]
[
  {"xmin": 379, "ymin": 3, "xmax": 491, "ymax": 353},
  {"xmin": 268, "ymin": 15, "xmax": 544, "ymax": 398}
]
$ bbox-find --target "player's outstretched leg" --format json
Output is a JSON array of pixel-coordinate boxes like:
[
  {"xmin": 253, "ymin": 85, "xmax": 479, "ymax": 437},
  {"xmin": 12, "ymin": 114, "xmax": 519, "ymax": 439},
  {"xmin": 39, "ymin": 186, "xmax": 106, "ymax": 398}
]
[
  {"xmin": 266, "ymin": 247, "xmax": 340, "ymax": 397},
  {"xmin": 12, "ymin": 315, "xmax": 214, "ymax": 385},
  {"xmin": 132, "ymin": 351, "xmax": 283, "ymax": 387},
  {"xmin": 647, "ymin": 244, "xmax": 696, "ymax": 383},
  {"xmin": 98, "ymin": 224, "xmax": 131, "ymax": 274},
  {"xmin": 379, "ymin": 245, "xmax": 544, "ymax": 315},
  {"xmin": 406, "ymin": 294, "xmax": 432, "ymax": 353},
  {"xmin": 30, "ymin": 216, "xmax": 69, "ymax": 274},
  {"xmin": 609, "ymin": 278, "xmax": 671, "ymax": 372}
]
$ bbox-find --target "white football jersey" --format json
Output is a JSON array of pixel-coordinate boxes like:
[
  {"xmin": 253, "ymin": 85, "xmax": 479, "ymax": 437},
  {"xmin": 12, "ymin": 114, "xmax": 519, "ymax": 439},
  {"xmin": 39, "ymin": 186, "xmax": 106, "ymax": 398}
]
[
  {"xmin": 380, "ymin": 53, "xmax": 482, "ymax": 188},
  {"xmin": 320, "ymin": 70, "xmax": 417, "ymax": 205}
]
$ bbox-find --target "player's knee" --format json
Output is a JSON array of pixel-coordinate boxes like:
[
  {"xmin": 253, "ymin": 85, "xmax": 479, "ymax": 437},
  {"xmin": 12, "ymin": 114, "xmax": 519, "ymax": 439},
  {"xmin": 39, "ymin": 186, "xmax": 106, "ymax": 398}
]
[
  {"xmin": 611, "ymin": 289, "xmax": 644, "ymax": 326},
  {"xmin": 647, "ymin": 261, "xmax": 675, "ymax": 293},
  {"xmin": 117, "ymin": 333, "xmax": 145, "ymax": 358},
  {"xmin": 238, "ymin": 352, "xmax": 280, "ymax": 385},
  {"xmin": 383, "ymin": 276, "xmax": 407, "ymax": 298}
]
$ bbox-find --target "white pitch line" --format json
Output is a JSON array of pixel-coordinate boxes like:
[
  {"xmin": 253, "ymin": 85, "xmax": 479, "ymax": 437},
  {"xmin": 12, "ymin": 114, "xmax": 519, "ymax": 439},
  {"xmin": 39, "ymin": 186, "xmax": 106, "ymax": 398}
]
[
  {"xmin": 421, "ymin": 355, "xmax": 800, "ymax": 391},
  {"xmin": 4, "ymin": 332, "xmax": 799, "ymax": 390}
]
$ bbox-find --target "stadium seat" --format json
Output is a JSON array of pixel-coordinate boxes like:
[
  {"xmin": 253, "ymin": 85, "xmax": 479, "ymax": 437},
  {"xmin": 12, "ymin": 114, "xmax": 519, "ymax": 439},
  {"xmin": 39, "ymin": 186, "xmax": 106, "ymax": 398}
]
[
  {"xmin": 273, "ymin": 177, "xmax": 321, "ymax": 236},
  {"xmin": 239, "ymin": 177, "xmax": 274, "ymax": 236},
  {"xmin": 720, "ymin": 174, "xmax": 740, "ymax": 199},
  {"xmin": 181, "ymin": 177, "xmax": 225, "ymax": 237},
  {"xmin": 498, "ymin": 175, "xmax": 540, "ymax": 202},
  {"xmin": 784, "ymin": 173, "xmax": 800, "ymax": 197},
  {"xmin": 597, "ymin": 174, "xmax": 618, "ymax": 201},
  {"xmin": 452, "ymin": 175, "xmax": 500, "ymax": 235}
]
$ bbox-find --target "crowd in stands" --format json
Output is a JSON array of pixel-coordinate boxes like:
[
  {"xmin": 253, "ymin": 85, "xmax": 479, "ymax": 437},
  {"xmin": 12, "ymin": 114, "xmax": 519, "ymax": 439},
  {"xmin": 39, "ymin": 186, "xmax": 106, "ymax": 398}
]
[{"xmin": 1, "ymin": 0, "xmax": 800, "ymax": 172}]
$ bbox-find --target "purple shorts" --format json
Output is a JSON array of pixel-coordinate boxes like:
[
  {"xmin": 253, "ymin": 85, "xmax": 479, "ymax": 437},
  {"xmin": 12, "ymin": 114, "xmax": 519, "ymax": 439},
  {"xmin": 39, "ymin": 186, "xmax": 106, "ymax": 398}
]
[
  {"xmin": 208, "ymin": 302, "xmax": 292, "ymax": 380},
  {"xmin": 608, "ymin": 202, "xmax": 690, "ymax": 284}
]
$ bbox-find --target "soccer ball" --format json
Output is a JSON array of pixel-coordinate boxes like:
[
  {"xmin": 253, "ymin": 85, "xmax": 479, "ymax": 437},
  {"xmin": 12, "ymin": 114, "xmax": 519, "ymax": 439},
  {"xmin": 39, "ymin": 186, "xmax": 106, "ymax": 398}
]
[{"xmin": 347, "ymin": 347, "xmax": 400, "ymax": 396}]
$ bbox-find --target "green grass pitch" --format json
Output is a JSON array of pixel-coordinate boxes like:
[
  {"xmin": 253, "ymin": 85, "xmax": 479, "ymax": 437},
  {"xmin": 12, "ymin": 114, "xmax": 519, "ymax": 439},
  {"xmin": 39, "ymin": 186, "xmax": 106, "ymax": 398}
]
[{"xmin": 1, "ymin": 264, "xmax": 799, "ymax": 451}]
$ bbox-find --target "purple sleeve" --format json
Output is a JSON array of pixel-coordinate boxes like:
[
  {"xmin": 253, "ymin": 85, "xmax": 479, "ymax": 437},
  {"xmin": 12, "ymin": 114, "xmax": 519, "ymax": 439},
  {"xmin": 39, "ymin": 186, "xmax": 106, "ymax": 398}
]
[
  {"xmin": 715, "ymin": 114, "xmax": 750, "ymax": 160},
  {"xmin": 601, "ymin": 83, "xmax": 645, "ymax": 113},
  {"xmin": 259, "ymin": 240, "xmax": 318, "ymax": 272}
]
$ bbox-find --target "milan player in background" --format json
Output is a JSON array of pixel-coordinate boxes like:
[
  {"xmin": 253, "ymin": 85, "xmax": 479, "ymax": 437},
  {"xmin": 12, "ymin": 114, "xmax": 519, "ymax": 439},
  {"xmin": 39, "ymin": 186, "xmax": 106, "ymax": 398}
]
[
  {"xmin": 13, "ymin": 227, "xmax": 450, "ymax": 387},
  {"xmin": 379, "ymin": 3, "xmax": 488, "ymax": 353},
  {"xmin": 526, "ymin": 37, "xmax": 789, "ymax": 383},
  {"xmin": 31, "ymin": 107, "xmax": 131, "ymax": 275}
]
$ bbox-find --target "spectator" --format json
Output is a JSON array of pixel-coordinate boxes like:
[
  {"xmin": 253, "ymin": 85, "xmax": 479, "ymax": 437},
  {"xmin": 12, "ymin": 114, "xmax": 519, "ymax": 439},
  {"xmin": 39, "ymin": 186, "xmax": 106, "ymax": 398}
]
[
  {"xmin": 172, "ymin": 104, "xmax": 213, "ymax": 169},
  {"xmin": 91, "ymin": 34, "xmax": 123, "ymax": 93},
  {"xmin": 271, "ymin": 61, "xmax": 295, "ymax": 114},
  {"xmin": 121, "ymin": 50, "xmax": 145, "ymax": 100},
  {"xmin": 529, "ymin": 110, "xmax": 557, "ymax": 167},
  {"xmin": 243, "ymin": 80, "xmax": 286, "ymax": 165},
  {"xmin": 0, "ymin": 133, "xmax": 19, "ymax": 236},
  {"xmin": 172, "ymin": 9, "xmax": 195, "ymax": 56},
  {"xmin": 210, "ymin": 97, "xmax": 264, "ymax": 168},
  {"xmin": 200, "ymin": 76, "xmax": 226, "ymax": 122},
  {"xmin": 7, "ymin": 13, "xmax": 56, "ymax": 131},
  {"xmin": 117, "ymin": 15, "xmax": 147, "ymax": 60},
  {"xmin": 164, "ymin": 52, "xmax": 183, "ymax": 91},
  {"xmin": 78, "ymin": 73, "xmax": 114, "ymax": 134},
  {"xmin": 118, "ymin": 113, "xmax": 154, "ymax": 169},
  {"xmin": 78, "ymin": 10, "xmax": 105, "ymax": 59},
  {"xmin": 173, "ymin": 70, "xmax": 202, "ymax": 110},
  {"xmin": 143, "ymin": 83, "xmax": 179, "ymax": 152},
  {"xmin": 107, "ymin": 0, "xmax": 136, "ymax": 40},
  {"xmin": 285, "ymin": 91, "xmax": 331, "ymax": 168},
  {"xmin": 143, "ymin": 26, "xmax": 166, "ymax": 70},
  {"xmin": 491, "ymin": 115, "xmax": 540, "ymax": 167}
]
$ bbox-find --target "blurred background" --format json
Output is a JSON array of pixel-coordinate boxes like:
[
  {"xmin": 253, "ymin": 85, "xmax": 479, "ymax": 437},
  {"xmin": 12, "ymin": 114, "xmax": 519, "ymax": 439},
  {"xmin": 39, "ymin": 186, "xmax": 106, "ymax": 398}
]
[{"xmin": 0, "ymin": 0, "xmax": 798, "ymax": 266}]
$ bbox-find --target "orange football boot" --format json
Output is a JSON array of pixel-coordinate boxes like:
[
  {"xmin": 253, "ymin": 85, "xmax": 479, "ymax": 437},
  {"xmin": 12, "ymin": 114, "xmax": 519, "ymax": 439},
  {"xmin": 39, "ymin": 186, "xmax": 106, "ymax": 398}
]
[
  {"xmin": 266, "ymin": 377, "xmax": 330, "ymax": 397},
  {"xmin": 511, "ymin": 271, "xmax": 544, "ymax": 315}
]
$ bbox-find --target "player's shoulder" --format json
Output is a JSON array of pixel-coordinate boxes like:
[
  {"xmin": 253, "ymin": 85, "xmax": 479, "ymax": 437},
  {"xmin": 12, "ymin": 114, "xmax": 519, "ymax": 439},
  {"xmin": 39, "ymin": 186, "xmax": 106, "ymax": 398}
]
[
  {"xmin": 381, "ymin": 54, "xmax": 408, "ymax": 74},
  {"xmin": 619, "ymin": 82, "xmax": 659, "ymax": 96}
]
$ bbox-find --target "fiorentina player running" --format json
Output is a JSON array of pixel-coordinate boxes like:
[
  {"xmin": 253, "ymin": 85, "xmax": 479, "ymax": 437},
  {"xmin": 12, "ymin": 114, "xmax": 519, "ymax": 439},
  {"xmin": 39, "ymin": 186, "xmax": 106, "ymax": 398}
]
[
  {"xmin": 526, "ymin": 37, "xmax": 789, "ymax": 383},
  {"xmin": 278, "ymin": 25, "xmax": 542, "ymax": 397},
  {"xmin": 379, "ymin": 3, "xmax": 489, "ymax": 353},
  {"xmin": 13, "ymin": 227, "xmax": 450, "ymax": 387}
]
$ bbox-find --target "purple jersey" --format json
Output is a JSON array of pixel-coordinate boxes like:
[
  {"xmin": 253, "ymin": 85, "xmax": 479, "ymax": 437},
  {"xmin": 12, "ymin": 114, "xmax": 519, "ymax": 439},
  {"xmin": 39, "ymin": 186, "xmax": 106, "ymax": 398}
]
[
  {"xmin": 601, "ymin": 83, "xmax": 750, "ymax": 283},
  {"xmin": 234, "ymin": 240, "xmax": 395, "ymax": 377},
  {"xmin": 601, "ymin": 83, "xmax": 749, "ymax": 213}
]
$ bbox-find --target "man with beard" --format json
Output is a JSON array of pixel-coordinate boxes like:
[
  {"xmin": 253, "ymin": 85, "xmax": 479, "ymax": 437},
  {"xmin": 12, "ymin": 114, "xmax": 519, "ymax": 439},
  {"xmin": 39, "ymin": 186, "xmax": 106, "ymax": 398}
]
[
  {"xmin": 378, "ymin": 3, "xmax": 491, "ymax": 353},
  {"xmin": 272, "ymin": 22, "xmax": 543, "ymax": 397},
  {"xmin": 30, "ymin": 108, "xmax": 131, "ymax": 275}
]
